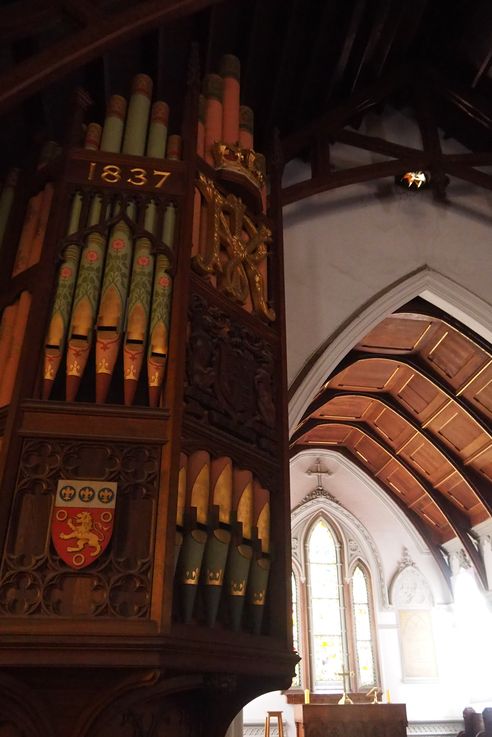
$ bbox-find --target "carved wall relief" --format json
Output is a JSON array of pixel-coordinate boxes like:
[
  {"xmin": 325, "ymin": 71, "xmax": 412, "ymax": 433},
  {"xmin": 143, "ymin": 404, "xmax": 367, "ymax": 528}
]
[
  {"xmin": 185, "ymin": 293, "xmax": 277, "ymax": 454},
  {"xmin": 0, "ymin": 438, "xmax": 160, "ymax": 618}
]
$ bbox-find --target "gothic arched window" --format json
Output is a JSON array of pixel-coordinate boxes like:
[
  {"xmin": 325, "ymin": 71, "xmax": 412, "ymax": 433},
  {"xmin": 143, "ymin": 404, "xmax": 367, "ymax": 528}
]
[
  {"xmin": 351, "ymin": 562, "xmax": 377, "ymax": 688},
  {"xmin": 292, "ymin": 514, "xmax": 379, "ymax": 693}
]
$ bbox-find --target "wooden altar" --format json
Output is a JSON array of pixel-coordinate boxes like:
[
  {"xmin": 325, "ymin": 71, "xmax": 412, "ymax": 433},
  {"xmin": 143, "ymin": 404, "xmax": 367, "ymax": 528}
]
[{"xmin": 293, "ymin": 703, "xmax": 408, "ymax": 737}]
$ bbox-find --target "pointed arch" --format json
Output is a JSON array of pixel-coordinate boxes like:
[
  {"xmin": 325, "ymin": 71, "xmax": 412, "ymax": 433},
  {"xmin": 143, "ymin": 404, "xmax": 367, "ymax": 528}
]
[
  {"xmin": 291, "ymin": 502, "xmax": 381, "ymax": 693},
  {"xmin": 289, "ymin": 268, "xmax": 492, "ymax": 431},
  {"xmin": 349, "ymin": 560, "xmax": 379, "ymax": 690}
]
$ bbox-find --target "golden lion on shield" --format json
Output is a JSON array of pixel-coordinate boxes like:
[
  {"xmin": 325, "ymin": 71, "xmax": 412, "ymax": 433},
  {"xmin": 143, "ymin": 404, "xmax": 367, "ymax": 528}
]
[{"xmin": 59, "ymin": 511, "xmax": 106, "ymax": 557}]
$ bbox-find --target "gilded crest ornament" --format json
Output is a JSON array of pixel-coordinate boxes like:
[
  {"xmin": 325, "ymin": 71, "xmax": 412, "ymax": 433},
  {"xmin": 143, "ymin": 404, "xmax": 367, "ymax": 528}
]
[{"xmin": 192, "ymin": 174, "xmax": 275, "ymax": 322}]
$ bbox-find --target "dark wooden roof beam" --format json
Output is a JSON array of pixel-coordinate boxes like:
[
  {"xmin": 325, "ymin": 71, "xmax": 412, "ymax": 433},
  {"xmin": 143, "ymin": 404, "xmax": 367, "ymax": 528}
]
[
  {"xmin": 377, "ymin": 0, "xmax": 428, "ymax": 76},
  {"xmin": 429, "ymin": 66, "xmax": 492, "ymax": 133},
  {"xmin": 282, "ymin": 155, "xmax": 428, "ymax": 206},
  {"xmin": 442, "ymin": 152, "xmax": 492, "ymax": 166},
  {"xmin": 414, "ymin": 77, "xmax": 448, "ymax": 200},
  {"xmin": 370, "ymin": 1, "xmax": 407, "ymax": 79},
  {"xmin": 0, "ymin": 0, "xmax": 57, "ymax": 43},
  {"xmin": 295, "ymin": 0, "xmax": 340, "ymax": 128},
  {"xmin": 335, "ymin": 128, "xmax": 423, "ymax": 159},
  {"xmin": 444, "ymin": 163, "xmax": 492, "ymax": 192},
  {"xmin": 264, "ymin": 0, "xmax": 308, "ymax": 137},
  {"xmin": 58, "ymin": 0, "xmax": 104, "ymax": 27},
  {"xmin": 348, "ymin": 0, "xmax": 392, "ymax": 93},
  {"xmin": 0, "ymin": 0, "xmax": 222, "ymax": 115},
  {"xmin": 323, "ymin": 0, "xmax": 366, "ymax": 104},
  {"xmin": 282, "ymin": 64, "xmax": 413, "ymax": 161}
]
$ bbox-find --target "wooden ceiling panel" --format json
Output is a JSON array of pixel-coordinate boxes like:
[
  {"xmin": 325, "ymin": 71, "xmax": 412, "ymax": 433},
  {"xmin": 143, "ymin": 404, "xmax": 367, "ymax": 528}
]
[
  {"xmin": 400, "ymin": 436, "xmax": 453, "ymax": 485},
  {"xmin": 368, "ymin": 403, "xmax": 414, "ymax": 449},
  {"xmin": 474, "ymin": 446, "xmax": 492, "ymax": 480},
  {"xmin": 461, "ymin": 363, "xmax": 492, "ymax": 422},
  {"xmin": 410, "ymin": 498, "xmax": 453, "ymax": 539},
  {"xmin": 314, "ymin": 395, "xmax": 373, "ymax": 420},
  {"xmin": 348, "ymin": 432, "xmax": 391, "ymax": 473},
  {"xmin": 421, "ymin": 324, "xmax": 490, "ymax": 391},
  {"xmin": 377, "ymin": 461, "xmax": 427, "ymax": 505},
  {"xmin": 393, "ymin": 368, "xmax": 447, "ymax": 422},
  {"xmin": 437, "ymin": 474, "xmax": 487, "ymax": 524},
  {"xmin": 427, "ymin": 403, "xmax": 491, "ymax": 461},
  {"xmin": 356, "ymin": 315, "xmax": 436, "ymax": 354},
  {"xmin": 298, "ymin": 423, "xmax": 353, "ymax": 446},
  {"xmin": 329, "ymin": 359, "xmax": 402, "ymax": 392}
]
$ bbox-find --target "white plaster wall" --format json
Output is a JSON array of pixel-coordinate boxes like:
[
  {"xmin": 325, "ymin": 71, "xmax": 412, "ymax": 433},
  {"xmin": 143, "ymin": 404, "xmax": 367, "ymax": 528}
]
[{"xmin": 283, "ymin": 108, "xmax": 492, "ymax": 388}]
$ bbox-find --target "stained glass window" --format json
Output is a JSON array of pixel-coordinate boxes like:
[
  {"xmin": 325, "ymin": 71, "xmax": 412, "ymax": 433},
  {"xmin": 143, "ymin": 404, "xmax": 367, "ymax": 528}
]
[
  {"xmin": 292, "ymin": 513, "xmax": 379, "ymax": 694},
  {"xmin": 307, "ymin": 519, "xmax": 345, "ymax": 689},
  {"xmin": 352, "ymin": 565, "xmax": 376, "ymax": 687}
]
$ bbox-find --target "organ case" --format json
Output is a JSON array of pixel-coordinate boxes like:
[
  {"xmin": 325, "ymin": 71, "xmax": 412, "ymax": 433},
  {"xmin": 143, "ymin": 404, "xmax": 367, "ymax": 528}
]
[{"xmin": 0, "ymin": 50, "xmax": 294, "ymax": 736}]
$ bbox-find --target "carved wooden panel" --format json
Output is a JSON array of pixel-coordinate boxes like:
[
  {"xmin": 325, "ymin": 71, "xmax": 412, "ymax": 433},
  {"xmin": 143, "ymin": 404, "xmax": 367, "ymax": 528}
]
[
  {"xmin": 0, "ymin": 438, "xmax": 160, "ymax": 618},
  {"xmin": 91, "ymin": 690, "xmax": 204, "ymax": 737},
  {"xmin": 400, "ymin": 436, "xmax": 454, "ymax": 484},
  {"xmin": 369, "ymin": 404, "xmax": 413, "ymax": 447},
  {"xmin": 185, "ymin": 292, "xmax": 277, "ymax": 456}
]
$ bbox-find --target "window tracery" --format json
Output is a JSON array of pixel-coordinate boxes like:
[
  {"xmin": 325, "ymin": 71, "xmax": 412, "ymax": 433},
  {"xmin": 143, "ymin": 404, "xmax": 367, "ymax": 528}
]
[{"xmin": 291, "ymin": 511, "xmax": 379, "ymax": 692}]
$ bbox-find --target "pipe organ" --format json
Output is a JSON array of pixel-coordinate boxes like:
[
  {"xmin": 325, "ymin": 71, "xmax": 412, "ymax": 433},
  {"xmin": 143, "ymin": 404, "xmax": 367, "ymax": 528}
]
[{"xmin": 0, "ymin": 50, "xmax": 294, "ymax": 736}]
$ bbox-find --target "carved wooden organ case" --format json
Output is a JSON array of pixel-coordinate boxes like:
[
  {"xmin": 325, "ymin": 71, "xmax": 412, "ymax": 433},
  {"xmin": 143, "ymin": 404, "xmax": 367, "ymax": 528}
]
[{"xmin": 0, "ymin": 52, "xmax": 294, "ymax": 736}]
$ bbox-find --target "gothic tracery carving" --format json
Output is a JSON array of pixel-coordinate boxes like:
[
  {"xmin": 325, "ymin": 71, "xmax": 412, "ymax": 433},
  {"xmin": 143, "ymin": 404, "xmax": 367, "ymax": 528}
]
[
  {"xmin": 185, "ymin": 293, "xmax": 277, "ymax": 454},
  {"xmin": 0, "ymin": 438, "xmax": 159, "ymax": 618}
]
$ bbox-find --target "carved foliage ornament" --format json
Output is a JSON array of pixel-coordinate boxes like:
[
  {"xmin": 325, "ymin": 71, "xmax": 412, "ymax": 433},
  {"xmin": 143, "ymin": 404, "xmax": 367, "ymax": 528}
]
[{"xmin": 192, "ymin": 174, "xmax": 275, "ymax": 322}]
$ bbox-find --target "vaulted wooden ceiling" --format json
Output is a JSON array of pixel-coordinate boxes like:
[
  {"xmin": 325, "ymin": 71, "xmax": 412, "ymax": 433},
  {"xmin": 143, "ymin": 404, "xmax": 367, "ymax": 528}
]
[
  {"xmin": 291, "ymin": 302, "xmax": 492, "ymax": 586},
  {"xmin": 1, "ymin": 0, "xmax": 491, "ymax": 171}
]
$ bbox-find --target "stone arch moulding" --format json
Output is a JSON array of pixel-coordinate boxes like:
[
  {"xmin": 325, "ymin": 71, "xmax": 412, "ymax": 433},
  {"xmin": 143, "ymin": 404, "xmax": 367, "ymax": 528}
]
[{"xmin": 289, "ymin": 267, "xmax": 492, "ymax": 432}]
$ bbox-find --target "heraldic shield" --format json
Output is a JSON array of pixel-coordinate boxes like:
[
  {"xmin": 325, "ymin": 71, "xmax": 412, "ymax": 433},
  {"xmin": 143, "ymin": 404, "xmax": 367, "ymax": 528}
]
[{"xmin": 51, "ymin": 479, "xmax": 118, "ymax": 569}]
